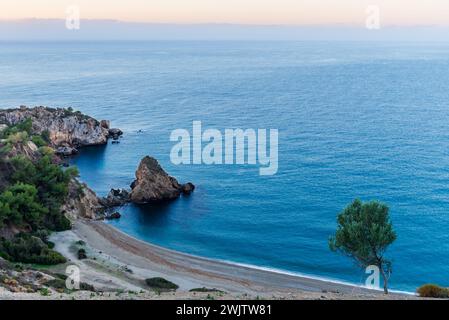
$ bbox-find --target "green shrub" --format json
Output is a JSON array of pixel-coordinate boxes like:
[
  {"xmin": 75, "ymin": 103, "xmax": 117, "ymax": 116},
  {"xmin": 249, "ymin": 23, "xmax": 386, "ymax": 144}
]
[
  {"xmin": 41, "ymin": 130, "xmax": 51, "ymax": 144},
  {"xmin": 0, "ymin": 234, "xmax": 66, "ymax": 265},
  {"xmin": 39, "ymin": 146, "xmax": 54, "ymax": 156},
  {"xmin": 80, "ymin": 282, "xmax": 95, "ymax": 292},
  {"xmin": 31, "ymin": 135, "xmax": 47, "ymax": 147},
  {"xmin": 0, "ymin": 183, "xmax": 48, "ymax": 229},
  {"xmin": 9, "ymin": 155, "xmax": 76, "ymax": 231},
  {"xmin": 29, "ymin": 248, "xmax": 66, "ymax": 265},
  {"xmin": 189, "ymin": 287, "xmax": 224, "ymax": 293},
  {"xmin": 6, "ymin": 131, "xmax": 28, "ymax": 144},
  {"xmin": 0, "ymin": 143, "xmax": 12, "ymax": 155},
  {"xmin": 46, "ymin": 241, "xmax": 55, "ymax": 249},
  {"xmin": 77, "ymin": 248, "xmax": 87, "ymax": 260},
  {"xmin": 39, "ymin": 287, "xmax": 50, "ymax": 296},
  {"xmin": 33, "ymin": 229, "xmax": 50, "ymax": 242},
  {"xmin": 0, "ymin": 118, "xmax": 32, "ymax": 139},
  {"xmin": 15, "ymin": 118, "xmax": 33, "ymax": 135},
  {"xmin": 52, "ymin": 273, "xmax": 68, "ymax": 280},
  {"xmin": 145, "ymin": 277, "xmax": 178, "ymax": 291},
  {"xmin": 45, "ymin": 278, "xmax": 95, "ymax": 293},
  {"xmin": 417, "ymin": 284, "xmax": 449, "ymax": 298},
  {"xmin": 44, "ymin": 278, "xmax": 66, "ymax": 290}
]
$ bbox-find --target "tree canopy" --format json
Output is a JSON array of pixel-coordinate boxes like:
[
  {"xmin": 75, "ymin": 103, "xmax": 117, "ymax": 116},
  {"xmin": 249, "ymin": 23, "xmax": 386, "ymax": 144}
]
[{"xmin": 329, "ymin": 199, "xmax": 396, "ymax": 294}]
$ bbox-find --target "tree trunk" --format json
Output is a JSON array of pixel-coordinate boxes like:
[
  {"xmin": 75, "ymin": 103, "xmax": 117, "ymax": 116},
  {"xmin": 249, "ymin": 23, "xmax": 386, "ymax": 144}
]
[{"xmin": 380, "ymin": 266, "xmax": 389, "ymax": 294}]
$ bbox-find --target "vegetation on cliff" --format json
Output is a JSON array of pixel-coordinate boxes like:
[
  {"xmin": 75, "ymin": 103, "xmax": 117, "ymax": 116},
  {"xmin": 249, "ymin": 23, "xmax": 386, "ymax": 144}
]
[{"xmin": 0, "ymin": 118, "xmax": 78, "ymax": 264}]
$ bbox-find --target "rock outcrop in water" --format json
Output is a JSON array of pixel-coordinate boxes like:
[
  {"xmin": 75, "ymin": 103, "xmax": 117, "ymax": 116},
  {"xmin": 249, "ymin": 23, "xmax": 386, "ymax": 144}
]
[
  {"xmin": 102, "ymin": 188, "xmax": 131, "ymax": 207},
  {"xmin": 181, "ymin": 182, "xmax": 195, "ymax": 195},
  {"xmin": 0, "ymin": 106, "xmax": 122, "ymax": 148},
  {"xmin": 130, "ymin": 156, "xmax": 194, "ymax": 204}
]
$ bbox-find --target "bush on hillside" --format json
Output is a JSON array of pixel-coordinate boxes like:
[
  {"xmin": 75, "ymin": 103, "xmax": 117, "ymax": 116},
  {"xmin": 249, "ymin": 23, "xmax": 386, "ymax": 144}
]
[
  {"xmin": 0, "ymin": 234, "xmax": 66, "ymax": 265},
  {"xmin": 9, "ymin": 155, "xmax": 77, "ymax": 231},
  {"xmin": 77, "ymin": 248, "xmax": 87, "ymax": 260},
  {"xmin": 0, "ymin": 183, "xmax": 48, "ymax": 229},
  {"xmin": 0, "ymin": 118, "xmax": 33, "ymax": 139},
  {"xmin": 417, "ymin": 284, "xmax": 449, "ymax": 298},
  {"xmin": 145, "ymin": 277, "xmax": 179, "ymax": 290},
  {"xmin": 31, "ymin": 135, "xmax": 47, "ymax": 147}
]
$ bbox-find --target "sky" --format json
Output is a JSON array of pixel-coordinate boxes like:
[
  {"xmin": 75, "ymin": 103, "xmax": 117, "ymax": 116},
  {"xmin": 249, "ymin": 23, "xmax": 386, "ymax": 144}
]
[{"xmin": 1, "ymin": 0, "xmax": 449, "ymax": 26}]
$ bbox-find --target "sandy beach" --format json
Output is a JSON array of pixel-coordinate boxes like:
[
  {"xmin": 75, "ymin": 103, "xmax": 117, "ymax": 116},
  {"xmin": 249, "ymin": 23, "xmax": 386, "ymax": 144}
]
[{"xmin": 28, "ymin": 219, "xmax": 414, "ymax": 300}]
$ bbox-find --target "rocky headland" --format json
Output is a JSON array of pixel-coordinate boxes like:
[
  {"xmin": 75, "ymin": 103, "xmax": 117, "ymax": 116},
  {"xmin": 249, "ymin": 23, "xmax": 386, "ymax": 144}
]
[
  {"xmin": 0, "ymin": 106, "xmax": 122, "ymax": 156},
  {"xmin": 0, "ymin": 106, "xmax": 193, "ymax": 217},
  {"xmin": 0, "ymin": 107, "xmax": 111, "ymax": 221}
]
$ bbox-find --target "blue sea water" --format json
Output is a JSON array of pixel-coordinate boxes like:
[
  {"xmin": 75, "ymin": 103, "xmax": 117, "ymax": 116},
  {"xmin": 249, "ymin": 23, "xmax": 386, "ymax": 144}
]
[{"xmin": 1, "ymin": 41, "xmax": 449, "ymax": 292}]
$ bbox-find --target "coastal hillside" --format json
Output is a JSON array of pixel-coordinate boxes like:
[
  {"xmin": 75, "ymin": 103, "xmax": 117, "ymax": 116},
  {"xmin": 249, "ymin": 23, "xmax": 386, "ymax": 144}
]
[
  {"xmin": 0, "ymin": 107, "xmax": 111, "ymax": 295},
  {"xmin": 0, "ymin": 106, "xmax": 110, "ymax": 262}
]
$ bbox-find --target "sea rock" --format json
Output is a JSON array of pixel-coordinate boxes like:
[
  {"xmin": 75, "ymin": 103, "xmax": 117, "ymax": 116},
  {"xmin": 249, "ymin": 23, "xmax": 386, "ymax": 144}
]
[
  {"xmin": 0, "ymin": 106, "xmax": 111, "ymax": 147},
  {"xmin": 108, "ymin": 128, "xmax": 123, "ymax": 140},
  {"xmin": 105, "ymin": 212, "xmax": 121, "ymax": 220},
  {"xmin": 102, "ymin": 188, "xmax": 130, "ymax": 207},
  {"xmin": 55, "ymin": 146, "xmax": 78, "ymax": 157},
  {"xmin": 130, "ymin": 156, "xmax": 186, "ymax": 203},
  {"xmin": 181, "ymin": 182, "xmax": 195, "ymax": 195}
]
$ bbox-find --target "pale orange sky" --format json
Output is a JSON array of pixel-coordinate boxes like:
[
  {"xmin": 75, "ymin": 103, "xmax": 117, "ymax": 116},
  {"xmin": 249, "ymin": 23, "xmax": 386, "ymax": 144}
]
[{"xmin": 1, "ymin": 0, "xmax": 449, "ymax": 26}]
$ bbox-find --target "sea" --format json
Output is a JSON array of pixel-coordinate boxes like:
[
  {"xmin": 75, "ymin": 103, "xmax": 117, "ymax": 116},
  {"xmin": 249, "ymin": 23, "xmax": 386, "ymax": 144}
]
[{"xmin": 1, "ymin": 41, "xmax": 449, "ymax": 292}]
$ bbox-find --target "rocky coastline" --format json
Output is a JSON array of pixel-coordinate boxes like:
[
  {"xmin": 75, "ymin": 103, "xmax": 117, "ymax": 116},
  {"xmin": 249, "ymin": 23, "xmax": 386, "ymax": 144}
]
[
  {"xmin": 0, "ymin": 105, "xmax": 194, "ymax": 220},
  {"xmin": 0, "ymin": 105, "xmax": 122, "ymax": 149}
]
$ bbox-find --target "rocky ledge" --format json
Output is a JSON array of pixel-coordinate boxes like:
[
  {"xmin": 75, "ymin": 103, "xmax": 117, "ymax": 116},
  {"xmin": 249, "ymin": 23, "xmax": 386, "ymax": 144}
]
[{"xmin": 0, "ymin": 106, "xmax": 122, "ymax": 149}]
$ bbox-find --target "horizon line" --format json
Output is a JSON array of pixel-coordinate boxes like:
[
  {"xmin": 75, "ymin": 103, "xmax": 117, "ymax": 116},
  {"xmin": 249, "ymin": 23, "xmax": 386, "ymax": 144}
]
[{"xmin": 2, "ymin": 18, "xmax": 449, "ymax": 29}]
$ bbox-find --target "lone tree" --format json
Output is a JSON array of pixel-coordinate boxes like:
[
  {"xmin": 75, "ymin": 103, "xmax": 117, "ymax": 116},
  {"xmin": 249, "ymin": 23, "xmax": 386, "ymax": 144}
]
[{"xmin": 329, "ymin": 199, "xmax": 397, "ymax": 294}]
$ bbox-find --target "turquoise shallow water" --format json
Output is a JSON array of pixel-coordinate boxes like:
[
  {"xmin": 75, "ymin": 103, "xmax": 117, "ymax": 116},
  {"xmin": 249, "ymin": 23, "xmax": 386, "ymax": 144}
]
[{"xmin": 1, "ymin": 41, "xmax": 449, "ymax": 292}]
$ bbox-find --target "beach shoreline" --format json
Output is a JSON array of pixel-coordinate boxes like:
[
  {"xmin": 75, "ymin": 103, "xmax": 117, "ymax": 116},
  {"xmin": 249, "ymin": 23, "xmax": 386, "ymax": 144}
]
[{"xmin": 53, "ymin": 219, "xmax": 415, "ymax": 300}]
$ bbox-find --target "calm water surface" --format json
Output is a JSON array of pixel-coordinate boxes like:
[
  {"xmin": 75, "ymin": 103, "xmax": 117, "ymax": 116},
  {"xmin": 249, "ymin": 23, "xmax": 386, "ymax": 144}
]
[{"xmin": 1, "ymin": 41, "xmax": 449, "ymax": 291}]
